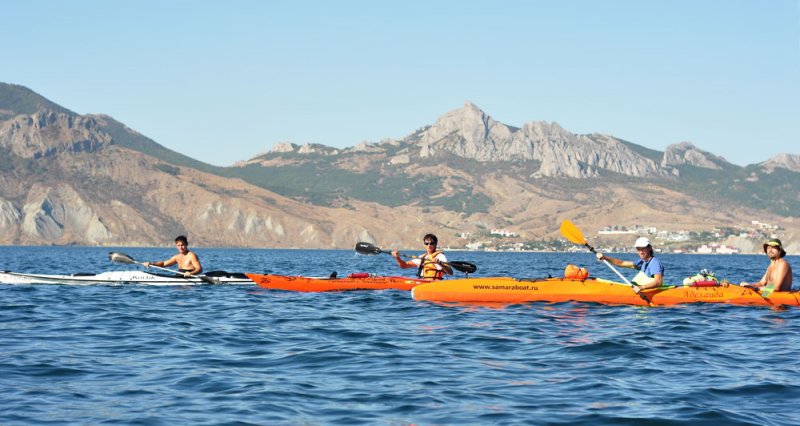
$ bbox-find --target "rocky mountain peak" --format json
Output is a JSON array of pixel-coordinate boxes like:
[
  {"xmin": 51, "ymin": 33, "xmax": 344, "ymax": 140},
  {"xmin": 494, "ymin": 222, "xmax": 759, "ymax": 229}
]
[
  {"xmin": 271, "ymin": 142, "xmax": 299, "ymax": 153},
  {"xmin": 297, "ymin": 143, "xmax": 339, "ymax": 155},
  {"xmin": 265, "ymin": 142, "xmax": 340, "ymax": 156},
  {"xmin": 409, "ymin": 102, "xmax": 664, "ymax": 178},
  {"xmin": 520, "ymin": 121, "xmax": 569, "ymax": 140},
  {"xmin": 662, "ymin": 141, "xmax": 724, "ymax": 170},
  {"xmin": 0, "ymin": 109, "xmax": 112, "ymax": 158},
  {"xmin": 760, "ymin": 153, "xmax": 800, "ymax": 173},
  {"xmin": 418, "ymin": 101, "xmax": 514, "ymax": 160}
]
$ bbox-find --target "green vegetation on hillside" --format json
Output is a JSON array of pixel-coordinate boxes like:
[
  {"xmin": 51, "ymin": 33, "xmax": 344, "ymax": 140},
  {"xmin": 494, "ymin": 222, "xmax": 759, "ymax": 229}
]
[
  {"xmin": 0, "ymin": 146, "xmax": 15, "ymax": 172},
  {"xmin": 235, "ymin": 163, "xmax": 440, "ymax": 206},
  {"xmin": 615, "ymin": 138, "xmax": 663, "ymax": 163},
  {"xmin": 658, "ymin": 164, "xmax": 800, "ymax": 216},
  {"xmin": 0, "ymin": 83, "xmax": 73, "ymax": 117},
  {"xmin": 429, "ymin": 189, "xmax": 492, "ymax": 213},
  {"xmin": 227, "ymin": 147, "xmax": 498, "ymax": 214},
  {"xmin": 97, "ymin": 115, "xmax": 226, "ymax": 175},
  {"xmin": 0, "ymin": 145, "xmax": 40, "ymax": 176},
  {"xmin": 155, "ymin": 163, "xmax": 181, "ymax": 176}
]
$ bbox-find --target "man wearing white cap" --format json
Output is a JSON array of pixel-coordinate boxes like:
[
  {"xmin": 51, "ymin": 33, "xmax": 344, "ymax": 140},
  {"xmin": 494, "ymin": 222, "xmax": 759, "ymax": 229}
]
[{"xmin": 595, "ymin": 237, "xmax": 664, "ymax": 293}]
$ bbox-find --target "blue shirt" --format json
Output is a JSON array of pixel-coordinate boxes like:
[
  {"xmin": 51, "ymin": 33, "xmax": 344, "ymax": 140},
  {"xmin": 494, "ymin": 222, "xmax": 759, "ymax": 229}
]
[{"xmin": 635, "ymin": 257, "xmax": 664, "ymax": 278}]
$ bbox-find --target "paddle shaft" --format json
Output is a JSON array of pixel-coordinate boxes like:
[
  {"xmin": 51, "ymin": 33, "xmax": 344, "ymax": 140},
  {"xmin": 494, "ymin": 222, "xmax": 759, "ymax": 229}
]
[
  {"xmin": 354, "ymin": 242, "xmax": 476, "ymax": 274},
  {"xmin": 140, "ymin": 261, "xmax": 187, "ymax": 275},
  {"xmin": 588, "ymin": 245, "xmax": 655, "ymax": 304},
  {"xmin": 560, "ymin": 220, "xmax": 652, "ymax": 305},
  {"xmin": 109, "ymin": 252, "xmax": 218, "ymax": 284},
  {"xmin": 388, "ymin": 250, "xmax": 455, "ymax": 275},
  {"xmin": 586, "ymin": 245, "xmax": 632, "ymax": 285},
  {"xmin": 394, "ymin": 253, "xmax": 476, "ymax": 275},
  {"xmin": 142, "ymin": 262, "xmax": 218, "ymax": 284}
]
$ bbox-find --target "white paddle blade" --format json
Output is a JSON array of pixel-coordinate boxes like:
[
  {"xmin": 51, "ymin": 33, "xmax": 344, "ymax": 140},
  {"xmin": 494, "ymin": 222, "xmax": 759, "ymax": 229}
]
[{"xmin": 109, "ymin": 252, "xmax": 137, "ymax": 265}]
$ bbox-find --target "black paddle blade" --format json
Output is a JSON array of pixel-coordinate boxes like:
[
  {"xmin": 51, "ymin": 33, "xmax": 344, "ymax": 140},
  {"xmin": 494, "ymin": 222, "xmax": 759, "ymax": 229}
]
[
  {"xmin": 355, "ymin": 242, "xmax": 383, "ymax": 255},
  {"xmin": 109, "ymin": 252, "xmax": 137, "ymax": 265},
  {"xmin": 450, "ymin": 261, "xmax": 477, "ymax": 274}
]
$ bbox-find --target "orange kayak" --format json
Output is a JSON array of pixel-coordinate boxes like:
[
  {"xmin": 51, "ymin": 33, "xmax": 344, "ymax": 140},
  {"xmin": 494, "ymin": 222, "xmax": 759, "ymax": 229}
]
[
  {"xmin": 651, "ymin": 284, "xmax": 800, "ymax": 307},
  {"xmin": 411, "ymin": 277, "xmax": 800, "ymax": 307},
  {"xmin": 245, "ymin": 273, "xmax": 430, "ymax": 292},
  {"xmin": 411, "ymin": 277, "xmax": 655, "ymax": 306}
]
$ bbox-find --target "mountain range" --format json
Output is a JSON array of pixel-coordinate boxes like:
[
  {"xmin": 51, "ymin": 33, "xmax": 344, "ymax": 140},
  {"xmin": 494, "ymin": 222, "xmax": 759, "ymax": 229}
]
[{"xmin": 1, "ymin": 82, "xmax": 797, "ymax": 253}]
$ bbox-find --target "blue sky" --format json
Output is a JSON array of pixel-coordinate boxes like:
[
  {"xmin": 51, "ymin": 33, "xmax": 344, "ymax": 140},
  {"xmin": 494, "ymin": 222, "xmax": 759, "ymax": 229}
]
[{"xmin": 3, "ymin": 0, "xmax": 798, "ymax": 166}]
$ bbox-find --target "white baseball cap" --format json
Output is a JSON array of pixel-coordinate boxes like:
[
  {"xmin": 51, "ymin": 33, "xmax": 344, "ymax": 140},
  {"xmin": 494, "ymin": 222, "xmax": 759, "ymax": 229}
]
[{"xmin": 634, "ymin": 237, "xmax": 651, "ymax": 248}]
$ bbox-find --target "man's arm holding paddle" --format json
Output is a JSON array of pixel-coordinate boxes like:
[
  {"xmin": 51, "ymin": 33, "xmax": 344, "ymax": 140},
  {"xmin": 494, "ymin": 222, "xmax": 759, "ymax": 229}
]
[
  {"xmin": 595, "ymin": 253, "xmax": 664, "ymax": 290},
  {"xmin": 390, "ymin": 250, "xmax": 453, "ymax": 275},
  {"xmin": 595, "ymin": 253, "xmax": 635, "ymax": 268},
  {"xmin": 391, "ymin": 250, "xmax": 415, "ymax": 269},
  {"xmin": 144, "ymin": 255, "xmax": 176, "ymax": 268}
]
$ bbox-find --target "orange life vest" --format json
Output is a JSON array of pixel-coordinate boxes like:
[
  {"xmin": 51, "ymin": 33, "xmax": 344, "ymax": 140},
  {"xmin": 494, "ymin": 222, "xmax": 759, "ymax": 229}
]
[{"xmin": 418, "ymin": 251, "xmax": 445, "ymax": 279}]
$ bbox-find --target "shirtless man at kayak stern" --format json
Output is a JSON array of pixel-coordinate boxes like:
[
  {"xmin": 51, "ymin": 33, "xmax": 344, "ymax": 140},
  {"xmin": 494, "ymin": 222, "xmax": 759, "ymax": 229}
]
[
  {"xmin": 596, "ymin": 237, "xmax": 664, "ymax": 293},
  {"xmin": 144, "ymin": 235, "xmax": 203, "ymax": 277},
  {"xmin": 741, "ymin": 238, "xmax": 793, "ymax": 291}
]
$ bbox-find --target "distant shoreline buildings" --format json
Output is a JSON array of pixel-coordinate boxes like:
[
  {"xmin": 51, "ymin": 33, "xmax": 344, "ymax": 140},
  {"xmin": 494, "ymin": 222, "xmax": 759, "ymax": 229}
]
[
  {"xmin": 454, "ymin": 220, "xmax": 784, "ymax": 254},
  {"xmin": 594, "ymin": 221, "xmax": 780, "ymax": 254}
]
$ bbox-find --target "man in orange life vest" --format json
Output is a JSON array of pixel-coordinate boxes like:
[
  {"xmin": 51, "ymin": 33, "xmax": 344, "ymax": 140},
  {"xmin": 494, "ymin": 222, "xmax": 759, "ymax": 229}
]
[{"xmin": 391, "ymin": 233, "xmax": 453, "ymax": 279}]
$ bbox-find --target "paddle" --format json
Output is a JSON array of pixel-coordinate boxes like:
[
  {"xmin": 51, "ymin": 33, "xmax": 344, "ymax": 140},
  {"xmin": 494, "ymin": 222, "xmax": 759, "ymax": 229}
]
[
  {"xmin": 741, "ymin": 283, "xmax": 776, "ymax": 300},
  {"xmin": 760, "ymin": 284, "xmax": 777, "ymax": 298},
  {"xmin": 559, "ymin": 220, "xmax": 653, "ymax": 305},
  {"xmin": 354, "ymin": 242, "xmax": 477, "ymax": 275},
  {"xmin": 108, "ymin": 252, "xmax": 219, "ymax": 284}
]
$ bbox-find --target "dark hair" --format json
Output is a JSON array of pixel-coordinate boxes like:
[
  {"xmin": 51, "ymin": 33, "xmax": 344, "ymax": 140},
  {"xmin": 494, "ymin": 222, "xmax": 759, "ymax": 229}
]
[
  {"xmin": 175, "ymin": 235, "xmax": 189, "ymax": 245},
  {"xmin": 423, "ymin": 234, "xmax": 438, "ymax": 245}
]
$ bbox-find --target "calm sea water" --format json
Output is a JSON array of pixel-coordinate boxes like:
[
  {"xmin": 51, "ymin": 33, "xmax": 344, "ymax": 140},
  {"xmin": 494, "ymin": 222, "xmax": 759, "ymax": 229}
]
[{"xmin": 1, "ymin": 246, "xmax": 798, "ymax": 425}]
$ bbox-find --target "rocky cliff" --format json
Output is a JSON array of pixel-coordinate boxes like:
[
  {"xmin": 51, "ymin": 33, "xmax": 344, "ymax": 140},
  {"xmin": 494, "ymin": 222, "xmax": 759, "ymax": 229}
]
[
  {"xmin": 661, "ymin": 141, "xmax": 725, "ymax": 170},
  {"xmin": 414, "ymin": 102, "xmax": 666, "ymax": 178},
  {"xmin": 760, "ymin": 154, "xmax": 800, "ymax": 173},
  {"xmin": 0, "ymin": 110, "xmax": 111, "ymax": 158}
]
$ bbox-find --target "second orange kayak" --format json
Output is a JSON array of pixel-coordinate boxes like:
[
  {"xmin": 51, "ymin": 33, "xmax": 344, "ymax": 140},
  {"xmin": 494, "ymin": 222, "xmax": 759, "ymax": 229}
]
[
  {"xmin": 411, "ymin": 277, "xmax": 800, "ymax": 307},
  {"xmin": 411, "ymin": 277, "xmax": 655, "ymax": 306},
  {"xmin": 246, "ymin": 273, "xmax": 430, "ymax": 292},
  {"xmin": 651, "ymin": 284, "xmax": 800, "ymax": 306}
]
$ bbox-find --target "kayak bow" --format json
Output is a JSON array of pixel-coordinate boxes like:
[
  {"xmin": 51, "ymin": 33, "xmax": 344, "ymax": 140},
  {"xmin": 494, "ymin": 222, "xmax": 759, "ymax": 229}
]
[{"xmin": 0, "ymin": 270, "xmax": 253, "ymax": 286}]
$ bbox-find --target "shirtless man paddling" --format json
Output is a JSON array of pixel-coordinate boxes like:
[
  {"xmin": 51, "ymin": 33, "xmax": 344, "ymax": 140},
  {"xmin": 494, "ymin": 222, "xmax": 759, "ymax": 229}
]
[
  {"xmin": 144, "ymin": 235, "xmax": 203, "ymax": 277},
  {"xmin": 741, "ymin": 238, "xmax": 793, "ymax": 292}
]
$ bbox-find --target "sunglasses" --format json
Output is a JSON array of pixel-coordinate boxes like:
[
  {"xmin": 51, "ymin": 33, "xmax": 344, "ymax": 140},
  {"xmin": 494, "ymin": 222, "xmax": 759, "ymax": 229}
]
[{"xmin": 423, "ymin": 242, "xmax": 435, "ymax": 246}]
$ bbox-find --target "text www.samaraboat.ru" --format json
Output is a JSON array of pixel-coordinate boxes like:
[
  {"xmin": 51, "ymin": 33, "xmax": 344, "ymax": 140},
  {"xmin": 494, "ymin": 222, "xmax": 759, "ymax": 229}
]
[{"xmin": 472, "ymin": 284, "xmax": 537, "ymax": 291}]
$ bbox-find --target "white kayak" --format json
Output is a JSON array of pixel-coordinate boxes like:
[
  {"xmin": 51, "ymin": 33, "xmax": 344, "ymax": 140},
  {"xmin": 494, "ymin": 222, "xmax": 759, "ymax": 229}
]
[{"xmin": 0, "ymin": 270, "xmax": 254, "ymax": 286}]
